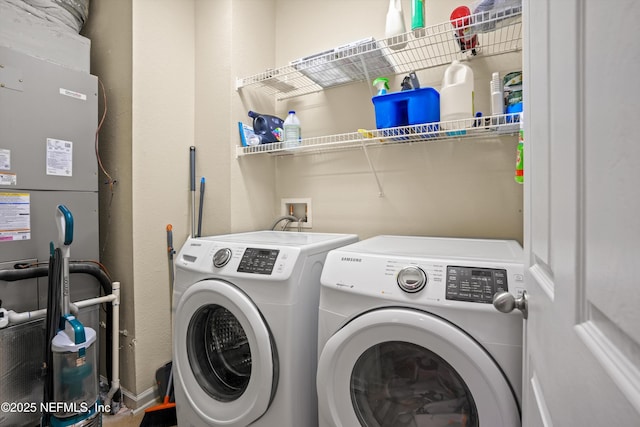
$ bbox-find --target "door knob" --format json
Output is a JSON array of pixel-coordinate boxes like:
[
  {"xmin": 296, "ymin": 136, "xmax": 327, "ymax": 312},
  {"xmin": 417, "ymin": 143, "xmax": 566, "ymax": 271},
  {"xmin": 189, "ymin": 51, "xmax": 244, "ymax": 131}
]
[{"xmin": 493, "ymin": 290, "xmax": 528, "ymax": 319}]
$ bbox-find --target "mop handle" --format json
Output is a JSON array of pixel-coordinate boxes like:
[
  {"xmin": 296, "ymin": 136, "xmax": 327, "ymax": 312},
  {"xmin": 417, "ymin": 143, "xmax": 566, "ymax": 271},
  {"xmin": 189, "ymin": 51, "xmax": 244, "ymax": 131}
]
[
  {"xmin": 166, "ymin": 224, "xmax": 175, "ymax": 298},
  {"xmin": 190, "ymin": 147, "xmax": 196, "ymax": 237}
]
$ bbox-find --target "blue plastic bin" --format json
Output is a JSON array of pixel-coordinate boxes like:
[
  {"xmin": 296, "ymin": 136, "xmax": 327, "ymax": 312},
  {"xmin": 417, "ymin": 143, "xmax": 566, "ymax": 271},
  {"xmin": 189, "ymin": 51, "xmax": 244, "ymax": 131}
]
[
  {"xmin": 506, "ymin": 101, "xmax": 523, "ymax": 123},
  {"xmin": 372, "ymin": 87, "xmax": 440, "ymax": 129}
]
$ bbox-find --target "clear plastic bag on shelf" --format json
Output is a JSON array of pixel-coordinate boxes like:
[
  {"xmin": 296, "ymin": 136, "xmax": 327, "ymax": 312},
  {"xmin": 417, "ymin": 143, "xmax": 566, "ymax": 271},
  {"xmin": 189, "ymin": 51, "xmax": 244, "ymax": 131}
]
[{"xmin": 472, "ymin": 0, "xmax": 522, "ymax": 33}]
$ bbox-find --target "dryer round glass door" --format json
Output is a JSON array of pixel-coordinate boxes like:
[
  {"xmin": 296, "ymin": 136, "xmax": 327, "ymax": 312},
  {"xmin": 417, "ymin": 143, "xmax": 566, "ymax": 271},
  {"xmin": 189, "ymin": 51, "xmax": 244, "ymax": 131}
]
[
  {"xmin": 174, "ymin": 279, "xmax": 278, "ymax": 426},
  {"xmin": 317, "ymin": 308, "xmax": 520, "ymax": 427},
  {"xmin": 351, "ymin": 341, "xmax": 477, "ymax": 426}
]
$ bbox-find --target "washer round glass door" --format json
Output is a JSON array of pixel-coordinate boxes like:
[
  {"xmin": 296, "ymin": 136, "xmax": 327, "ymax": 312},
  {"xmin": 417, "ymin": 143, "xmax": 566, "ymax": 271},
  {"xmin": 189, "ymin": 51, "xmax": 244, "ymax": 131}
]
[
  {"xmin": 317, "ymin": 308, "xmax": 520, "ymax": 427},
  {"xmin": 174, "ymin": 279, "xmax": 277, "ymax": 426}
]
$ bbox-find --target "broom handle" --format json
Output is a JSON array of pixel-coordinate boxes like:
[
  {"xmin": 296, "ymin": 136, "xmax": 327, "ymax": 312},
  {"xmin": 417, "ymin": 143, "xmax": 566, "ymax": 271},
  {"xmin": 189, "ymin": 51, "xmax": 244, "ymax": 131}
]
[
  {"xmin": 166, "ymin": 225, "xmax": 175, "ymax": 295},
  {"xmin": 165, "ymin": 365, "xmax": 174, "ymax": 401}
]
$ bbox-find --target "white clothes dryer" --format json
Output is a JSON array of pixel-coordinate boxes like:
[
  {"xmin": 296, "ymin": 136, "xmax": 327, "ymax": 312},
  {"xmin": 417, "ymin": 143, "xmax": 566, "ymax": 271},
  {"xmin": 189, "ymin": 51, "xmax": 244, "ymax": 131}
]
[
  {"xmin": 317, "ymin": 235, "xmax": 525, "ymax": 427},
  {"xmin": 172, "ymin": 231, "xmax": 358, "ymax": 427}
]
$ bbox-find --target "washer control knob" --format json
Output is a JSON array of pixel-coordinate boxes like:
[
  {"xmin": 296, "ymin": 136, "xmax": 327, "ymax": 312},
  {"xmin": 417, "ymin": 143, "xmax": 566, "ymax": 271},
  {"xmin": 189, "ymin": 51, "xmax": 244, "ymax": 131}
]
[
  {"xmin": 397, "ymin": 266, "xmax": 427, "ymax": 293},
  {"xmin": 213, "ymin": 248, "xmax": 232, "ymax": 268}
]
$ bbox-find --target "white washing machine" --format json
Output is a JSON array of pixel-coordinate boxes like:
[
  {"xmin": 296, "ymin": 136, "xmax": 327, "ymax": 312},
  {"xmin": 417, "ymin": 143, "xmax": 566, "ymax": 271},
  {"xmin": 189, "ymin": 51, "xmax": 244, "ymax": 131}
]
[
  {"xmin": 172, "ymin": 231, "xmax": 358, "ymax": 427},
  {"xmin": 316, "ymin": 235, "xmax": 525, "ymax": 427}
]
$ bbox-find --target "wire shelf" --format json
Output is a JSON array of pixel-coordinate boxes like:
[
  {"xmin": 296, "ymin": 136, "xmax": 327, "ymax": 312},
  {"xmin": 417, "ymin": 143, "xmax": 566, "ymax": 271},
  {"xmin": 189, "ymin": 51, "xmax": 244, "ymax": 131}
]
[
  {"xmin": 236, "ymin": 5, "xmax": 522, "ymax": 100},
  {"xmin": 236, "ymin": 113, "xmax": 521, "ymax": 157}
]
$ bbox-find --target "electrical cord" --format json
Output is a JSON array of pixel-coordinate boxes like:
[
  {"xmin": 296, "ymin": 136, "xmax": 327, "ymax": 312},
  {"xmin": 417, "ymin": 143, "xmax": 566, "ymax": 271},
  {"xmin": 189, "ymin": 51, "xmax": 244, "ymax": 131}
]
[
  {"xmin": 95, "ymin": 78, "xmax": 113, "ymax": 187},
  {"xmin": 95, "ymin": 78, "xmax": 117, "ymax": 261}
]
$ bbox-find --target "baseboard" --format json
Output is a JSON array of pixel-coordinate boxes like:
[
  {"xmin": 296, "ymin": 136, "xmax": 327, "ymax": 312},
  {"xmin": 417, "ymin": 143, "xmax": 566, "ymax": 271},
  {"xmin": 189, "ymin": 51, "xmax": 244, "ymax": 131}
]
[{"xmin": 100, "ymin": 375, "xmax": 159, "ymax": 414}]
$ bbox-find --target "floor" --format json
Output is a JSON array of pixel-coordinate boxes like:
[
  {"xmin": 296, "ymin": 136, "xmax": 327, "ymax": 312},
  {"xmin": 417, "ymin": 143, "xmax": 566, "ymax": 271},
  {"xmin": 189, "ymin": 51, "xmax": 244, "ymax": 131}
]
[{"xmin": 101, "ymin": 408, "xmax": 150, "ymax": 427}]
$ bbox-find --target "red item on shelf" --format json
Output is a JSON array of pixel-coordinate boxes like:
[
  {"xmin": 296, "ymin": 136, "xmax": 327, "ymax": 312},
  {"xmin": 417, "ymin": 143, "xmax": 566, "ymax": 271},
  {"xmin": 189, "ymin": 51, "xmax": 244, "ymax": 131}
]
[{"xmin": 450, "ymin": 6, "xmax": 478, "ymax": 53}]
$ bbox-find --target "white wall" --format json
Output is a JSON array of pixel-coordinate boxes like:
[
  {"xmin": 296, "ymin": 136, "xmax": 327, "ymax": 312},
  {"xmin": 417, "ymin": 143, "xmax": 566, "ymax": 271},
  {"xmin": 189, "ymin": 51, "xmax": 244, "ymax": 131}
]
[
  {"xmin": 232, "ymin": 0, "xmax": 523, "ymax": 241},
  {"xmin": 195, "ymin": 0, "xmax": 232, "ymax": 236},
  {"xmin": 131, "ymin": 0, "xmax": 196, "ymax": 397},
  {"xmin": 80, "ymin": 0, "xmax": 135, "ymax": 395},
  {"xmin": 83, "ymin": 0, "xmax": 522, "ymax": 405},
  {"xmin": 230, "ymin": 0, "xmax": 279, "ymax": 232}
]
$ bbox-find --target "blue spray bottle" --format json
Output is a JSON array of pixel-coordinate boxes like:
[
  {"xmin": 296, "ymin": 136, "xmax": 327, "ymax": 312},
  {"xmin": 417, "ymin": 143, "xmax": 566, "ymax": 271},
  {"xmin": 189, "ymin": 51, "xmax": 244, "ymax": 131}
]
[{"xmin": 373, "ymin": 77, "xmax": 390, "ymax": 95}]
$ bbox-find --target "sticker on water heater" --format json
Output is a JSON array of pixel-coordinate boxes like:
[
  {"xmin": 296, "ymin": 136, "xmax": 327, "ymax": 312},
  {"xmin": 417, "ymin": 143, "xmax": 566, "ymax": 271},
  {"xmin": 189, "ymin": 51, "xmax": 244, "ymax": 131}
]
[
  {"xmin": 0, "ymin": 149, "xmax": 10, "ymax": 170},
  {"xmin": 0, "ymin": 173, "xmax": 17, "ymax": 186},
  {"xmin": 46, "ymin": 138, "xmax": 73, "ymax": 177},
  {"xmin": 59, "ymin": 88, "xmax": 87, "ymax": 101},
  {"xmin": 0, "ymin": 192, "xmax": 31, "ymax": 241}
]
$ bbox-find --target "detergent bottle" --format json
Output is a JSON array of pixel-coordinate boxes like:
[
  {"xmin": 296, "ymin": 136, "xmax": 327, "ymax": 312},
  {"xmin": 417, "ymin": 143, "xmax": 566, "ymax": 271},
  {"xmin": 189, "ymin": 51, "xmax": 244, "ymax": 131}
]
[
  {"xmin": 283, "ymin": 111, "xmax": 301, "ymax": 148},
  {"xmin": 440, "ymin": 60, "xmax": 474, "ymax": 127},
  {"xmin": 515, "ymin": 115, "xmax": 524, "ymax": 184}
]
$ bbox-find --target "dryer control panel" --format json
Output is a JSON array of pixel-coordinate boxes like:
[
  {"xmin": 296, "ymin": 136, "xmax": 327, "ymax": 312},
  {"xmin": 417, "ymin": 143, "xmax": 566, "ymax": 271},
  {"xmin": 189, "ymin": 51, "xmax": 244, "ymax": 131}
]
[
  {"xmin": 446, "ymin": 266, "xmax": 508, "ymax": 304},
  {"xmin": 320, "ymin": 235, "xmax": 525, "ymax": 307},
  {"xmin": 237, "ymin": 248, "xmax": 280, "ymax": 275}
]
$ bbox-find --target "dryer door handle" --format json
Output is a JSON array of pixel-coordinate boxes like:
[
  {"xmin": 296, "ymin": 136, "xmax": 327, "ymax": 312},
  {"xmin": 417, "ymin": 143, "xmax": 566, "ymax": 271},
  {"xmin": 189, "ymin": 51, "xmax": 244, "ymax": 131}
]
[{"xmin": 493, "ymin": 291, "xmax": 528, "ymax": 319}]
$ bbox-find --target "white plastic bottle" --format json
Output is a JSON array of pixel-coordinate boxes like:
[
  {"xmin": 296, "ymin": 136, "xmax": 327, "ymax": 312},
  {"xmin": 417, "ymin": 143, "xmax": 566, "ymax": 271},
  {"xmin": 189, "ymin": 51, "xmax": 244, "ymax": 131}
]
[
  {"xmin": 283, "ymin": 110, "xmax": 301, "ymax": 148},
  {"xmin": 490, "ymin": 71, "xmax": 504, "ymax": 117},
  {"xmin": 440, "ymin": 60, "xmax": 474, "ymax": 129},
  {"xmin": 385, "ymin": 0, "xmax": 407, "ymax": 50}
]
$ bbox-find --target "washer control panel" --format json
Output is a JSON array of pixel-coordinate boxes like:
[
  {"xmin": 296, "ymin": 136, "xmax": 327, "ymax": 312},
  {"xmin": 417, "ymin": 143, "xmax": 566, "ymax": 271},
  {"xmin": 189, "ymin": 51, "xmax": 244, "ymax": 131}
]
[
  {"xmin": 237, "ymin": 247, "xmax": 280, "ymax": 275},
  {"xmin": 177, "ymin": 238, "xmax": 301, "ymax": 280},
  {"xmin": 446, "ymin": 266, "xmax": 508, "ymax": 303}
]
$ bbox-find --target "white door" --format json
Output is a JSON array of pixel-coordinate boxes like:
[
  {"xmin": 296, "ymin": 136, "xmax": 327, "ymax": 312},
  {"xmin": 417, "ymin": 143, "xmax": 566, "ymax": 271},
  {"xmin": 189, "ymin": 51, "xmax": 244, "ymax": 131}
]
[{"xmin": 523, "ymin": 0, "xmax": 640, "ymax": 425}]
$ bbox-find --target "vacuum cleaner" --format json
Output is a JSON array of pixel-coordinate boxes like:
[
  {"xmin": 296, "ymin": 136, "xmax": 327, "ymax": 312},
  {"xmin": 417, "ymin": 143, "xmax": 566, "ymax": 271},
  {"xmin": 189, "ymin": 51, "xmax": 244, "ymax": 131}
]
[{"xmin": 46, "ymin": 205, "xmax": 100, "ymax": 427}]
